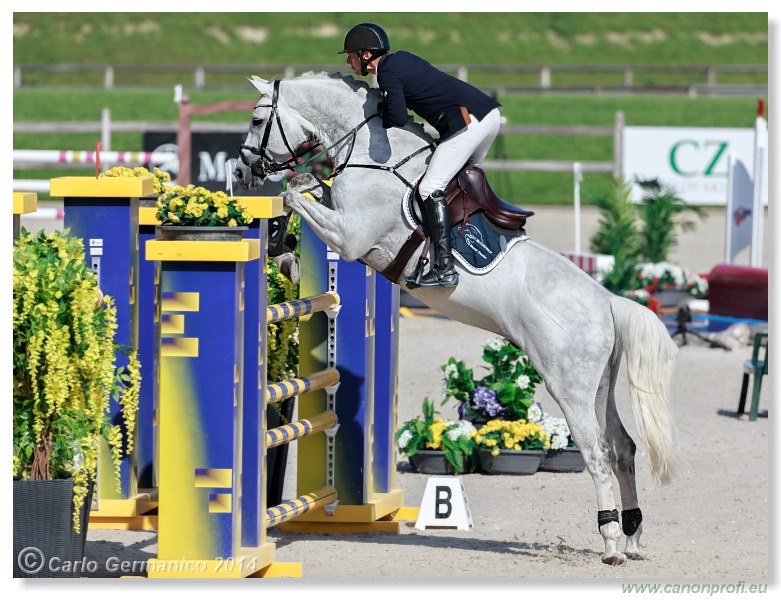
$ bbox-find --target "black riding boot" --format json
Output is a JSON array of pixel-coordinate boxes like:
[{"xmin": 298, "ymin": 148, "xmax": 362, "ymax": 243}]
[{"xmin": 419, "ymin": 190, "xmax": 458, "ymax": 287}]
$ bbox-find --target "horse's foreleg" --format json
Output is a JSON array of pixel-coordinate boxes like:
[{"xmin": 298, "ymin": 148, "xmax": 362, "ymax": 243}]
[{"xmin": 282, "ymin": 187, "xmax": 367, "ymax": 262}]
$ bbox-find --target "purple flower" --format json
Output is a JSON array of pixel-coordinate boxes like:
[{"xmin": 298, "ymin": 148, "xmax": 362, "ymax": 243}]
[{"xmin": 471, "ymin": 386, "xmax": 504, "ymax": 417}]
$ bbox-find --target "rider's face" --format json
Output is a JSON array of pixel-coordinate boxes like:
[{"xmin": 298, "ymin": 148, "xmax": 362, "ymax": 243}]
[{"xmin": 346, "ymin": 51, "xmax": 362, "ymax": 75}]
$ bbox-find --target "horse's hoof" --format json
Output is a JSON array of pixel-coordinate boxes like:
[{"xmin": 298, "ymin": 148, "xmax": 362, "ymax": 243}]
[
  {"xmin": 602, "ymin": 553, "xmax": 627, "ymax": 566},
  {"xmin": 273, "ymin": 253, "xmax": 301, "ymax": 284},
  {"xmin": 626, "ymin": 549, "xmax": 646, "ymax": 560}
]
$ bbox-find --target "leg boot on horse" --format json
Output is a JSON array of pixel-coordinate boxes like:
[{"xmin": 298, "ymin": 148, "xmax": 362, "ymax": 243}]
[{"xmin": 417, "ymin": 190, "xmax": 459, "ymax": 287}]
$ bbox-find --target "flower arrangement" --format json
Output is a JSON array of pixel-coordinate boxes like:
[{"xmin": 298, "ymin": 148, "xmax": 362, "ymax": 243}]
[
  {"xmin": 634, "ymin": 261, "xmax": 687, "ymax": 293},
  {"xmin": 155, "ymin": 185, "xmax": 253, "ymax": 227},
  {"xmin": 100, "ymin": 166, "xmax": 171, "ymax": 194},
  {"xmin": 396, "ymin": 398, "xmax": 477, "ymax": 474},
  {"xmin": 470, "ymin": 419, "xmax": 550, "ymax": 455},
  {"xmin": 13, "ymin": 228, "xmax": 141, "ymax": 531},
  {"xmin": 441, "ymin": 337, "xmax": 542, "ymax": 421},
  {"xmin": 685, "ymin": 273, "xmax": 709, "ymax": 299}
]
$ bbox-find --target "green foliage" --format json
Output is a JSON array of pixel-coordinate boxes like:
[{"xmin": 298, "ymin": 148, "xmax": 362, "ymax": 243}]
[
  {"xmin": 635, "ymin": 179, "xmax": 707, "ymax": 263},
  {"xmin": 13, "ymin": 228, "xmax": 140, "ymax": 531},
  {"xmin": 441, "ymin": 337, "xmax": 541, "ymax": 422},
  {"xmin": 12, "ymin": 13, "xmax": 767, "ymax": 67},
  {"xmin": 587, "ymin": 178, "xmax": 641, "ymax": 264},
  {"xmin": 266, "ymin": 213, "xmax": 301, "ymax": 386},
  {"xmin": 588, "ymin": 177, "xmax": 706, "ymax": 295}
]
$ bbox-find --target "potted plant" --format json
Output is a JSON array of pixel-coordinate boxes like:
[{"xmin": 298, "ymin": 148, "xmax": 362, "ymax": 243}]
[
  {"xmin": 471, "ymin": 418, "xmax": 550, "ymax": 475},
  {"xmin": 396, "ymin": 398, "xmax": 477, "ymax": 475},
  {"xmin": 441, "ymin": 337, "xmax": 542, "ymax": 423},
  {"xmin": 13, "ymin": 228, "xmax": 141, "ymax": 577},
  {"xmin": 154, "ymin": 184, "xmax": 254, "ymax": 240},
  {"xmin": 526, "ymin": 403, "xmax": 586, "ymax": 473}
]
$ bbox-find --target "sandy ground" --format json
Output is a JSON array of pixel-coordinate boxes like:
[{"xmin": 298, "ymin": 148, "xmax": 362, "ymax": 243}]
[{"xmin": 13, "ymin": 203, "xmax": 773, "ymax": 593}]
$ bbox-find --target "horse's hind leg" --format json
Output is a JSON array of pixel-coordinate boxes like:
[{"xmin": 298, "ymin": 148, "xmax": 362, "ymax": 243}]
[
  {"xmin": 548, "ymin": 373, "xmax": 626, "ymax": 566},
  {"xmin": 604, "ymin": 359, "xmax": 645, "ymax": 559}
]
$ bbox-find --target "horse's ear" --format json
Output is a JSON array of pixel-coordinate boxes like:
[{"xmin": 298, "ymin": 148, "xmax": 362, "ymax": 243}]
[{"xmin": 247, "ymin": 76, "xmax": 270, "ymax": 93}]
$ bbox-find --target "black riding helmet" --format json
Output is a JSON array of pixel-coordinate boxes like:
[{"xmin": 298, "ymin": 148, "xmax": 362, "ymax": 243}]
[{"xmin": 338, "ymin": 23, "xmax": 390, "ymax": 76}]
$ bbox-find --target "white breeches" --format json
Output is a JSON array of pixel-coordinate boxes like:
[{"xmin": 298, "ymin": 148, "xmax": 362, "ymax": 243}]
[{"xmin": 418, "ymin": 107, "xmax": 501, "ymax": 199}]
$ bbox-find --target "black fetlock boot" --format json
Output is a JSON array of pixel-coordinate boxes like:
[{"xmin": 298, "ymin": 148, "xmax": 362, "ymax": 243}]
[{"xmin": 418, "ymin": 190, "xmax": 458, "ymax": 287}]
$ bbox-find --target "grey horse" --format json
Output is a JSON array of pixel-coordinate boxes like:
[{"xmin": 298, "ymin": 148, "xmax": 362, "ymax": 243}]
[{"xmin": 234, "ymin": 72, "xmax": 679, "ymax": 566}]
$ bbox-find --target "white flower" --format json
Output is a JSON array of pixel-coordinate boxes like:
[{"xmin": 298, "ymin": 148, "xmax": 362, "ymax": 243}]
[
  {"xmin": 527, "ymin": 402, "xmax": 543, "ymax": 423},
  {"xmin": 485, "ymin": 337, "xmax": 505, "ymax": 352},
  {"xmin": 515, "ymin": 374, "xmax": 531, "ymax": 390},
  {"xmin": 540, "ymin": 415, "xmax": 571, "ymax": 449},
  {"xmin": 443, "ymin": 363, "xmax": 459, "ymax": 380},
  {"xmin": 398, "ymin": 429, "xmax": 413, "ymax": 450},
  {"xmin": 446, "ymin": 420, "xmax": 475, "ymax": 441}
]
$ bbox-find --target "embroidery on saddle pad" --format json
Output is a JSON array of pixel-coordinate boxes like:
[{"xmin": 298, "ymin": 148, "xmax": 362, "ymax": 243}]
[{"xmin": 402, "ymin": 187, "xmax": 528, "ymax": 276}]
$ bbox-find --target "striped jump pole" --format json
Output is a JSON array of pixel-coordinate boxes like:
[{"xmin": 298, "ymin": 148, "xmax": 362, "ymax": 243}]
[
  {"xmin": 266, "ymin": 367, "xmax": 340, "ymax": 404},
  {"xmin": 266, "ymin": 291, "xmax": 340, "ymax": 323},
  {"xmin": 13, "ymin": 149, "xmax": 178, "ymax": 166},
  {"xmin": 265, "ymin": 486, "xmax": 337, "ymax": 528},
  {"xmin": 265, "ymin": 411, "xmax": 338, "ymax": 449}
]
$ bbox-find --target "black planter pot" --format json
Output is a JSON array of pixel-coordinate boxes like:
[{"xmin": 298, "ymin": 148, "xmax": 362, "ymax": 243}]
[
  {"xmin": 13, "ymin": 478, "xmax": 93, "ymax": 578},
  {"xmin": 539, "ymin": 447, "xmax": 586, "ymax": 473},
  {"xmin": 408, "ymin": 450, "xmax": 471, "ymax": 475},
  {"xmin": 477, "ymin": 449, "xmax": 546, "ymax": 475}
]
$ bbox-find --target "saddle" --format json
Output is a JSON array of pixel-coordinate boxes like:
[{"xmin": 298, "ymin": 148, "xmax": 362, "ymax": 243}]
[
  {"xmin": 381, "ymin": 166, "xmax": 534, "ymax": 284},
  {"xmin": 414, "ymin": 165, "xmax": 535, "ymax": 233}
]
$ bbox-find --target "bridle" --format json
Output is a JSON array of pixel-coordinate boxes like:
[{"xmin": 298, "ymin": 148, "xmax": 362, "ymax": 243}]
[
  {"xmin": 237, "ymin": 78, "xmax": 435, "ymax": 189},
  {"xmin": 237, "ymin": 79, "xmax": 379, "ymax": 181}
]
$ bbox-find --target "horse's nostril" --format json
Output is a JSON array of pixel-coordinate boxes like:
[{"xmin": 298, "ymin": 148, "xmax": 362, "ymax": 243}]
[{"xmin": 234, "ymin": 169, "xmax": 242, "ymax": 180}]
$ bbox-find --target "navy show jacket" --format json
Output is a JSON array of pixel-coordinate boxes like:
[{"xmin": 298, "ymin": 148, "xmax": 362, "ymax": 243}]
[{"xmin": 376, "ymin": 50, "xmax": 501, "ymax": 141}]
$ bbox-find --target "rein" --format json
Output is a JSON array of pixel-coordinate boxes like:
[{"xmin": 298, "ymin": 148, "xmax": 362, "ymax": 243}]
[{"xmin": 239, "ymin": 79, "xmax": 435, "ymax": 189}]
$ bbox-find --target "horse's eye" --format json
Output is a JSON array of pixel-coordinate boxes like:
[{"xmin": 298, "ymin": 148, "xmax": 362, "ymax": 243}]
[{"xmin": 252, "ymin": 118, "xmax": 263, "ymax": 127}]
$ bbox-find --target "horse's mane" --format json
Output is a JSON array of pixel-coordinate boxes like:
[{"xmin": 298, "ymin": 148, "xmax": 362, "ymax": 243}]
[
  {"xmin": 298, "ymin": 70, "xmax": 381, "ymax": 100},
  {"xmin": 296, "ymin": 71, "xmax": 430, "ymax": 140}
]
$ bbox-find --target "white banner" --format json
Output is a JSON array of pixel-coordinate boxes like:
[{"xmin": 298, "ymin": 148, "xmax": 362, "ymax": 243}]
[
  {"xmin": 725, "ymin": 154, "xmax": 754, "ymax": 263},
  {"xmin": 622, "ymin": 127, "xmax": 758, "ymax": 206}
]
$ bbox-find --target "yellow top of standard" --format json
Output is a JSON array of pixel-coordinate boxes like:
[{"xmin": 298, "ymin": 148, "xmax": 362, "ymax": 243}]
[
  {"xmin": 49, "ymin": 176, "xmax": 155, "ymax": 198},
  {"xmin": 145, "ymin": 239, "xmax": 261, "ymax": 263},
  {"xmin": 13, "ymin": 192, "xmax": 37, "ymax": 215}
]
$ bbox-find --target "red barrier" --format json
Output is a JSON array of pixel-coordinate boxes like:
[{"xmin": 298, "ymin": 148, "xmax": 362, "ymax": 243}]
[{"xmin": 707, "ymin": 264, "xmax": 768, "ymax": 320}]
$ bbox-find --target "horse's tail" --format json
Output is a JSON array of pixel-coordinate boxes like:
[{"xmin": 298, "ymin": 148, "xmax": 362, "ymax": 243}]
[{"xmin": 610, "ymin": 295, "xmax": 679, "ymax": 484}]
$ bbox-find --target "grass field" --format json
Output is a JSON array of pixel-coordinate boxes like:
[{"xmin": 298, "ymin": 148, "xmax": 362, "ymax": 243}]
[{"xmin": 12, "ymin": 12, "xmax": 769, "ymax": 204}]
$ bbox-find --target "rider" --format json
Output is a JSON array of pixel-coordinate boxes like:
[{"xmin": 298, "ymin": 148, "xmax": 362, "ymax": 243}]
[{"xmin": 340, "ymin": 22, "xmax": 502, "ymax": 288}]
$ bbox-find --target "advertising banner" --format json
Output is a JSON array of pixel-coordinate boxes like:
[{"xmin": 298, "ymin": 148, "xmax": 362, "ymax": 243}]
[
  {"xmin": 622, "ymin": 127, "xmax": 757, "ymax": 206},
  {"xmin": 143, "ymin": 132, "xmax": 284, "ymax": 197}
]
